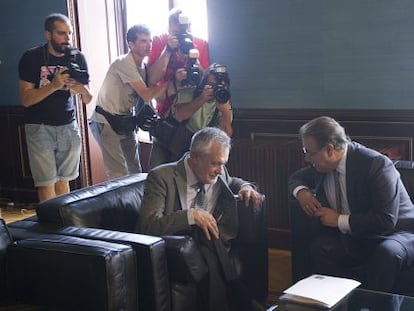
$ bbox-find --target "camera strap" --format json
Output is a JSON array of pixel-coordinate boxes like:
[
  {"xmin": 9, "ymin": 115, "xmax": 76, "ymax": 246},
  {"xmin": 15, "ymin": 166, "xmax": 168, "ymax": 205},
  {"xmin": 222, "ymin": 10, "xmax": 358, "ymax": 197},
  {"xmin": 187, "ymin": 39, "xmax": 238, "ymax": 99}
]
[
  {"xmin": 43, "ymin": 44, "xmax": 57, "ymax": 78},
  {"xmin": 207, "ymin": 107, "xmax": 220, "ymax": 127}
]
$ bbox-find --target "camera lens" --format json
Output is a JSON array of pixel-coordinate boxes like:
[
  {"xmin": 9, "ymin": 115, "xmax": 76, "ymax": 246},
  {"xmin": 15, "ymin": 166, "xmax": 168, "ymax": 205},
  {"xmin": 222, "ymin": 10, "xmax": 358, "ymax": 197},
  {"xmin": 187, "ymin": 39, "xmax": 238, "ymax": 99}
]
[
  {"xmin": 188, "ymin": 70, "xmax": 200, "ymax": 85},
  {"xmin": 214, "ymin": 85, "xmax": 231, "ymax": 103}
]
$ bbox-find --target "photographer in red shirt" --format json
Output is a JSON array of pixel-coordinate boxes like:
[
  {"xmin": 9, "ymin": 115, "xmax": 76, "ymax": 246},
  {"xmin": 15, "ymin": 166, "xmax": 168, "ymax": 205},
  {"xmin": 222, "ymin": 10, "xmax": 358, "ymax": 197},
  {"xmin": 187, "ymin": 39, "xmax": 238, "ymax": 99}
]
[{"xmin": 147, "ymin": 8, "xmax": 210, "ymax": 118}]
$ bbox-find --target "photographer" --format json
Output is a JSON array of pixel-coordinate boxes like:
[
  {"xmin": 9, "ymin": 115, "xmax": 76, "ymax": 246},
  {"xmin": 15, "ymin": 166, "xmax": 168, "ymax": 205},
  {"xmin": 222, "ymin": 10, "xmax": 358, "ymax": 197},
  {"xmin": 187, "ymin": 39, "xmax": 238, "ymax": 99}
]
[
  {"xmin": 90, "ymin": 24, "xmax": 182, "ymax": 179},
  {"xmin": 149, "ymin": 63, "xmax": 233, "ymax": 169},
  {"xmin": 147, "ymin": 8, "xmax": 210, "ymax": 118},
  {"xmin": 18, "ymin": 13, "xmax": 92, "ymax": 202}
]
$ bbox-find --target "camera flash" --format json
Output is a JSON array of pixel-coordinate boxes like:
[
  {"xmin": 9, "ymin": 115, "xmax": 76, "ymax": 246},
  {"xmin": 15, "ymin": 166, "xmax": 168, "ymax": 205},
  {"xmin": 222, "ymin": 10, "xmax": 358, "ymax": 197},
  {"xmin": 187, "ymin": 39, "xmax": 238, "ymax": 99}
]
[
  {"xmin": 188, "ymin": 49, "xmax": 199, "ymax": 59},
  {"xmin": 178, "ymin": 14, "xmax": 191, "ymax": 25}
]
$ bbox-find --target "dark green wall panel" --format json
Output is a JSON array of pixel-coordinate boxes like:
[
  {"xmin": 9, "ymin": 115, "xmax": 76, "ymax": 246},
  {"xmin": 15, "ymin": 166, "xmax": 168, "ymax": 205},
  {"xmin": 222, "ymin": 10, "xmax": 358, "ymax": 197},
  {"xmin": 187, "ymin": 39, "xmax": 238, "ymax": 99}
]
[
  {"xmin": 2, "ymin": 1, "xmax": 414, "ymax": 109},
  {"xmin": 0, "ymin": 0, "xmax": 67, "ymax": 106},
  {"xmin": 207, "ymin": 0, "xmax": 414, "ymax": 109}
]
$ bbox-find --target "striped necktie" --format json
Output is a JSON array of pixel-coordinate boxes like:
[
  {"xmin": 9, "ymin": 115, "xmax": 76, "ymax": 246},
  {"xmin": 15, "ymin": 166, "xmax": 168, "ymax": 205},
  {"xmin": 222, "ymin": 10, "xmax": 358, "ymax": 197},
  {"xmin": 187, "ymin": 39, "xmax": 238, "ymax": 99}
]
[{"xmin": 192, "ymin": 182, "xmax": 207, "ymax": 210}]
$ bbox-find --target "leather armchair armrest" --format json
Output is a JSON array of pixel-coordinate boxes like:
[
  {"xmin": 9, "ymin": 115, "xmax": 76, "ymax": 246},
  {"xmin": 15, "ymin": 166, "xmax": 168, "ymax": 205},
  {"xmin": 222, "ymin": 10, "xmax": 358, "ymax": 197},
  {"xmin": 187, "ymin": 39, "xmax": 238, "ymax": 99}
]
[
  {"xmin": 235, "ymin": 197, "xmax": 268, "ymax": 301},
  {"xmin": 163, "ymin": 235, "xmax": 208, "ymax": 283},
  {"xmin": 8, "ymin": 220, "xmax": 170, "ymax": 311},
  {"xmin": 290, "ymin": 198, "xmax": 322, "ymax": 282},
  {"xmin": 237, "ymin": 196, "xmax": 266, "ymax": 244}
]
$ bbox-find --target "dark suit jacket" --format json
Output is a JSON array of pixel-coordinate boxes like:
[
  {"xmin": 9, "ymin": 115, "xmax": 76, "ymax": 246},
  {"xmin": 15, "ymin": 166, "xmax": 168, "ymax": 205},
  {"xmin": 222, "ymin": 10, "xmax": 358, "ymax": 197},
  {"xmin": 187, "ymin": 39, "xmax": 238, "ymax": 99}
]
[
  {"xmin": 289, "ymin": 142, "xmax": 414, "ymax": 237},
  {"xmin": 138, "ymin": 156, "xmax": 248, "ymax": 243}
]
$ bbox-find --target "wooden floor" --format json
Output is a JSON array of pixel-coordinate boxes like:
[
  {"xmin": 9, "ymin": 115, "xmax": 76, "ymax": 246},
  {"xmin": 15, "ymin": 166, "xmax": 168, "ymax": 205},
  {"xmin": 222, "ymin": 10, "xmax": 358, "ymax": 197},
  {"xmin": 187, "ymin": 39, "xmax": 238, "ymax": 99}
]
[
  {"xmin": 1, "ymin": 205, "xmax": 292, "ymax": 306},
  {"xmin": 268, "ymin": 248, "xmax": 292, "ymax": 297},
  {"xmin": 1, "ymin": 205, "xmax": 36, "ymax": 223}
]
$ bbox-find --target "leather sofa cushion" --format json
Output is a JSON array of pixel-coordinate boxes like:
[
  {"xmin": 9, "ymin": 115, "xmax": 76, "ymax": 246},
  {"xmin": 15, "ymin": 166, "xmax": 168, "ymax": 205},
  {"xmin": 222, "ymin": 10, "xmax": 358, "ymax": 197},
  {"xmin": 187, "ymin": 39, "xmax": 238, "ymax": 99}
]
[
  {"xmin": 0, "ymin": 219, "xmax": 12, "ymax": 299},
  {"xmin": 37, "ymin": 173, "xmax": 147, "ymax": 232}
]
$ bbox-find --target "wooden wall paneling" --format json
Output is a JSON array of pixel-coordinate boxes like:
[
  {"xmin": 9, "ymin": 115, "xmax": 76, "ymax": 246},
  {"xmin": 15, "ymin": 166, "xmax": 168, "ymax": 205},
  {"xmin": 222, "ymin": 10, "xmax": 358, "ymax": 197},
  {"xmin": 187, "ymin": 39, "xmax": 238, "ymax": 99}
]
[
  {"xmin": 12, "ymin": 110, "xmax": 37, "ymax": 202},
  {"xmin": 228, "ymin": 135, "xmax": 305, "ymax": 249},
  {"xmin": 0, "ymin": 108, "xmax": 10, "ymax": 200},
  {"xmin": 0, "ymin": 107, "xmax": 37, "ymax": 203}
]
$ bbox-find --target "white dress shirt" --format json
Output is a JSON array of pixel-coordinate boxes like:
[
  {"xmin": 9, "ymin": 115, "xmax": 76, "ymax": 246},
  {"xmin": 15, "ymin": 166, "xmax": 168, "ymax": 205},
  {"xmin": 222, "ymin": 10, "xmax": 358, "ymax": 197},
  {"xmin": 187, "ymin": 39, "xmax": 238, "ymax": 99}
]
[
  {"xmin": 183, "ymin": 157, "xmax": 220, "ymax": 225},
  {"xmin": 293, "ymin": 144, "xmax": 352, "ymax": 234},
  {"xmin": 323, "ymin": 146, "xmax": 351, "ymax": 234}
]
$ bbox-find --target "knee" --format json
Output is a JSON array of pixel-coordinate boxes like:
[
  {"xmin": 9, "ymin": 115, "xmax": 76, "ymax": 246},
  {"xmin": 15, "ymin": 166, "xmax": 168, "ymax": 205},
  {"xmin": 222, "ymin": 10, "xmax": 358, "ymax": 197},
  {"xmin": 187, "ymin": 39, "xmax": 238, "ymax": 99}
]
[
  {"xmin": 310, "ymin": 236, "xmax": 337, "ymax": 259},
  {"xmin": 373, "ymin": 240, "xmax": 407, "ymax": 267}
]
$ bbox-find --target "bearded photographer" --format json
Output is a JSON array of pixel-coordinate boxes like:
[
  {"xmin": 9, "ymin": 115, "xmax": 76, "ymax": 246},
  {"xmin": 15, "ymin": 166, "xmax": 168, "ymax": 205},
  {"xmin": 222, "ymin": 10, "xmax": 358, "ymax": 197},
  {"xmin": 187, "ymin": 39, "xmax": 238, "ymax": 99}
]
[
  {"xmin": 149, "ymin": 63, "xmax": 233, "ymax": 169},
  {"xmin": 18, "ymin": 13, "xmax": 92, "ymax": 202},
  {"xmin": 147, "ymin": 8, "xmax": 210, "ymax": 119}
]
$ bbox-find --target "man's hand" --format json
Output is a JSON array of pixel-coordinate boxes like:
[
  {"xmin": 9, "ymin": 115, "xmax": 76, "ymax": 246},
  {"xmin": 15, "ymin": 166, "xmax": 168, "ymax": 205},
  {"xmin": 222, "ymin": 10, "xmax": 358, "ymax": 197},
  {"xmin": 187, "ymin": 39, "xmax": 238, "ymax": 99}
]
[
  {"xmin": 192, "ymin": 208, "xmax": 219, "ymax": 240},
  {"xmin": 238, "ymin": 185, "xmax": 264, "ymax": 209},
  {"xmin": 297, "ymin": 189, "xmax": 322, "ymax": 216},
  {"xmin": 65, "ymin": 78, "xmax": 93, "ymax": 104},
  {"xmin": 199, "ymin": 84, "xmax": 214, "ymax": 102},
  {"xmin": 314, "ymin": 207, "xmax": 339, "ymax": 227},
  {"xmin": 65, "ymin": 78, "xmax": 84, "ymax": 93},
  {"xmin": 174, "ymin": 68, "xmax": 187, "ymax": 85},
  {"xmin": 50, "ymin": 67, "xmax": 70, "ymax": 90}
]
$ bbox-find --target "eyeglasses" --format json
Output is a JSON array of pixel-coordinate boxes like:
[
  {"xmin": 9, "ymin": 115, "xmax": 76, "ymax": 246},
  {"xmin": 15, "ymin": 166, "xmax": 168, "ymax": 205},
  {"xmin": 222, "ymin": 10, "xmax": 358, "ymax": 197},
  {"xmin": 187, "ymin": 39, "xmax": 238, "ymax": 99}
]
[{"xmin": 302, "ymin": 146, "xmax": 325, "ymax": 158}]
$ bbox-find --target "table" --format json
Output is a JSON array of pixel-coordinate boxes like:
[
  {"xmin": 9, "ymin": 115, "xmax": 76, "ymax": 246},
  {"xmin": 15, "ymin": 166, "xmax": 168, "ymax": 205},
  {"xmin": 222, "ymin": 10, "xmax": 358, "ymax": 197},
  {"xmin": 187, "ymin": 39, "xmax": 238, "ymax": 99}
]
[{"xmin": 269, "ymin": 288, "xmax": 414, "ymax": 310}]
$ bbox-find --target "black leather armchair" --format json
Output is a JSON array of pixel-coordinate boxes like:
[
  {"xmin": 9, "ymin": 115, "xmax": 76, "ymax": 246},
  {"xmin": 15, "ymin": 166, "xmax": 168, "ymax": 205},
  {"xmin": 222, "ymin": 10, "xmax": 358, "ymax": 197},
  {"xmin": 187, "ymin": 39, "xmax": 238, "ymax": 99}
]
[
  {"xmin": 289, "ymin": 160, "xmax": 414, "ymax": 296},
  {"xmin": 8, "ymin": 172, "xmax": 268, "ymax": 310}
]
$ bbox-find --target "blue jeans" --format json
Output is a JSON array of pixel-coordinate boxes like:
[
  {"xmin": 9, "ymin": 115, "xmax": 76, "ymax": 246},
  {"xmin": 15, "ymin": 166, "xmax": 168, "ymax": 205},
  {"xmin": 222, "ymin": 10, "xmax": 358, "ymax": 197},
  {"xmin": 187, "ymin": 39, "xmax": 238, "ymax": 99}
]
[{"xmin": 25, "ymin": 121, "xmax": 81, "ymax": 187}]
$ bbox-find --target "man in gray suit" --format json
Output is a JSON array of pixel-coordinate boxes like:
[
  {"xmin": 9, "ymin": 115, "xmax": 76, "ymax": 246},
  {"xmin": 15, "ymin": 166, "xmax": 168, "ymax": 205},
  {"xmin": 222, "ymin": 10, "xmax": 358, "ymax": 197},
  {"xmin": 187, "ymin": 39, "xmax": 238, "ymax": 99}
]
[
  {"xmin": 139, "ymin": 127, "xmax": 264, "ymax": 311},
  {"xmin": 289, "ymin": 116, "xmax": 414, "ymax": 293}
]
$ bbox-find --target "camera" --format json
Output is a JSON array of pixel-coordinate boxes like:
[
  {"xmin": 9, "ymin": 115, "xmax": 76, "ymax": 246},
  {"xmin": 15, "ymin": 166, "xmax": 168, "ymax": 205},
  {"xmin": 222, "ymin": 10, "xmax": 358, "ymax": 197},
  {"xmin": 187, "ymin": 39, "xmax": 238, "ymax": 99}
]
[
  {"xmin": 134, "ymin": 104, "xmax": 176, "ymax": 143},
  {"xmin": 48, "ymin": 47, "xmax": 89, "ymax": 84},
  {"xmin": 176, "ymin": 14, "xmax": 193, "ymax": 55},
  {"xmin": 181, "ymin": 49, "xmax": 200, "ymax": 86},
  {"xmin": 62, "ymin": 47, "xmax": 90, "ymax": 84},
  {"xmin": 194, "ymin": 64, "xmax": 231, "ymax": 104},
  {"xmin": 212, "ymin": 65, "xmax": 231, "ymax": 103}
]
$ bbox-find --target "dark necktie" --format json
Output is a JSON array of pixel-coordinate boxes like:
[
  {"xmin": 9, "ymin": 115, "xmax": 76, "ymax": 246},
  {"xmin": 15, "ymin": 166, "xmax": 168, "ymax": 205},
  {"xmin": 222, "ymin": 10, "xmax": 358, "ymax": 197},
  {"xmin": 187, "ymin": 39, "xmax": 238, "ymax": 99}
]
[
  {"xmin": 193, "ymin": 182, "xmax": 207, "ymax": 210},
  {"xmin": 334, "ymin": 170, "xmax": 342, "ymax": 212}
]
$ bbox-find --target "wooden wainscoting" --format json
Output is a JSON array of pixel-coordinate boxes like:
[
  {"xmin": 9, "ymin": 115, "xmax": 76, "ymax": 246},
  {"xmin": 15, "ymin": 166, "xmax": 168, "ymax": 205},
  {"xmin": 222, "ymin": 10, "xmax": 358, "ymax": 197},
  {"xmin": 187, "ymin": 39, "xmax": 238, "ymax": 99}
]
[
  {"xmin": 0, "ymin": 106, "xmax": 37, "ymax": 203},
  {"xmin": 228, "ymin": 108, "xmax": 414, "ymax": 249}
]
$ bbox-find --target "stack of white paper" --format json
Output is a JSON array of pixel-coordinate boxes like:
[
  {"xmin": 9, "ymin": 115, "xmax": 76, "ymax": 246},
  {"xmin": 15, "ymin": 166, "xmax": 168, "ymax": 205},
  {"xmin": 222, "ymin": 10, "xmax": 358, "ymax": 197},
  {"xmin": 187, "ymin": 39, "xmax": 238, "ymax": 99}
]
[{"xmin": 279, "ymin": 274, "xmax": 361, "ymax": 308}]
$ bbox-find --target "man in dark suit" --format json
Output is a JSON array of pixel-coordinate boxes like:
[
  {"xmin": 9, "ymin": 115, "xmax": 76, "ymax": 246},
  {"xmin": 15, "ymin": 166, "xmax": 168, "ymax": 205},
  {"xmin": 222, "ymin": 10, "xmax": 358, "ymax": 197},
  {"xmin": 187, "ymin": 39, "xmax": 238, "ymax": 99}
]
[
  {"xmin": 139, "ymin": 127, "xmax": 264, "ymax": 311},
  {"xmin": 289, "ymin": 116, "xmax": 414, "ymax": 293}
]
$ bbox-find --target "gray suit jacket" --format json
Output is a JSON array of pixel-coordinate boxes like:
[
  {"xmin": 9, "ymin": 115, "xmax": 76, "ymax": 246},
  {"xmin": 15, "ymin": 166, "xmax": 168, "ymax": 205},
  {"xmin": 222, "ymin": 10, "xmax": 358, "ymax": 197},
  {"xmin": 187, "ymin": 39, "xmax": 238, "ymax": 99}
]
[
  {"xmin": 138, "ymin": 156, "xmax": 248, "ymax": 242},
  {"xmin": 289, "ymin": 142, "xmax": 414, "ymax": 237}
]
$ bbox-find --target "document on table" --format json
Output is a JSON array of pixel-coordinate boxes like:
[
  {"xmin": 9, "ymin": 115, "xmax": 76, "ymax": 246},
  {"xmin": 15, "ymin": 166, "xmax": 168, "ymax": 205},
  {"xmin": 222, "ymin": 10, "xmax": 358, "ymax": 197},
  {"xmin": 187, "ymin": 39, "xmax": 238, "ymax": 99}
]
[{"xmin": 278, "ymin": 274, "xmax": 361, "ymax": 309}]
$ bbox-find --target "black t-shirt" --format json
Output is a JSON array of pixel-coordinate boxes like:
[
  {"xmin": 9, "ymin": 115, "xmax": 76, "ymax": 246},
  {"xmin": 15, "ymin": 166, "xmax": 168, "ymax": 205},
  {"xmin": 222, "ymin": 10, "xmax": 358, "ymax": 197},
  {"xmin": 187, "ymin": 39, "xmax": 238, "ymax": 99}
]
[{"xmin": 18, "ymin": 44, "xmax": 88, "ymax": 125}]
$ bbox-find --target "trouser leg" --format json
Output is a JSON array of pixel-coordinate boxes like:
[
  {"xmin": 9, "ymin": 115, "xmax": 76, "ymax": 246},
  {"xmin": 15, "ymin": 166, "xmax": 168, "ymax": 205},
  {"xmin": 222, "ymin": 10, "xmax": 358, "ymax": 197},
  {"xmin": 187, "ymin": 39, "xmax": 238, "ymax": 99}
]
[
  {"xmin": 365, "ymin": 238, "xmax": 407, "ymax": 292},
  {"xmin": 120, "ymin": 131, "xmax": 141, "ymax": 174}
]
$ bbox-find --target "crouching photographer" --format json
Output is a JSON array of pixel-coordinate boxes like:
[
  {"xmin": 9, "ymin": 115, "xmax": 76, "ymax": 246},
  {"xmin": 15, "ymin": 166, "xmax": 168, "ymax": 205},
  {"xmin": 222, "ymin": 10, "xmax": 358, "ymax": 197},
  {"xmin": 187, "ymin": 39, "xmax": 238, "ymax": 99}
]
[{"xmin": 145, "ymin": 63, "xmax": 233, "ymax": 169}]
